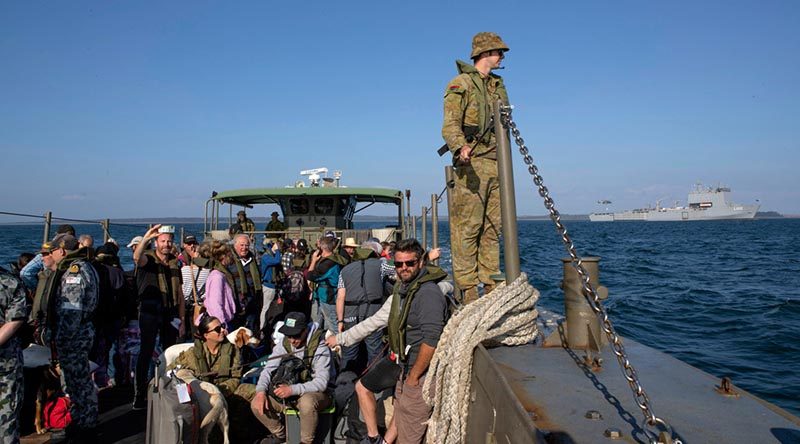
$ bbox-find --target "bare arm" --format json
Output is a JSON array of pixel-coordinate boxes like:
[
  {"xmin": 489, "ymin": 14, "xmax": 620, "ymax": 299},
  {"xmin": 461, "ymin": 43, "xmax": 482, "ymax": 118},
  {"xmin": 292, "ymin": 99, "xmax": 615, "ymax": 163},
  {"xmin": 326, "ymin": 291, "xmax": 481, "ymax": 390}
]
[
  {"xmin": 406, "ymin": 343, "xmax": 436, "ymax": 386},
  {"xmin": 335, "ymin": 287, "xmax": 346, "ymax": 332},
  {"xmin": 134, "ymin": 225, "xmax": 162, "ymax": 268}
]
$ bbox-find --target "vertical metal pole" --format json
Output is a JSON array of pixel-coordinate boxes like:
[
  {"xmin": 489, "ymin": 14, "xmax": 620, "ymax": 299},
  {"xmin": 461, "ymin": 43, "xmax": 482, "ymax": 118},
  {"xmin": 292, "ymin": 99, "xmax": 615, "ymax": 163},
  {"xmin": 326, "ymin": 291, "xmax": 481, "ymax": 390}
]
[
  {"xmin": 412, "ymin": 216, "xmax": 417, "ymax": 240},
  {"xmin": 494, "ymin": 100, "xmax": 521, "ymax": 283},
  {"xmin": 421, "ymin": 206, "xmax": 427, "ymax": 249},
  {"xmin": 444, "ymin": 166, "xmax": 460, "ymax": 296},
  {"xmin": 431, "ymin": 194, "xmax": 439, "ymax": 253},
  {"xmin": 405, "ymin": 190, "xmax": 412, "ymax": 238},
  {"xmin": 103, "ymin": 219, "xmax": 110, "ymax": 243},
  {"xmin": 43, "ymin": 211, "xmax": 52, "ymax": 243},
  {"xmin": 180, "ymin": 227, "xmax": 185, "ymax": 246}
]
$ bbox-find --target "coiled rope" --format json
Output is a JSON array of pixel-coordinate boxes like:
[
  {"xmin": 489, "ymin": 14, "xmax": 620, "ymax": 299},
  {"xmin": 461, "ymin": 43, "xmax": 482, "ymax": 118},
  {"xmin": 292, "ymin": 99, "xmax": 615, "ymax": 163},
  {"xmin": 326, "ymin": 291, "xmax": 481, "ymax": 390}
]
[{"xmin": 423, "ymin": 272, "xmax": 540, "ymax": 444}]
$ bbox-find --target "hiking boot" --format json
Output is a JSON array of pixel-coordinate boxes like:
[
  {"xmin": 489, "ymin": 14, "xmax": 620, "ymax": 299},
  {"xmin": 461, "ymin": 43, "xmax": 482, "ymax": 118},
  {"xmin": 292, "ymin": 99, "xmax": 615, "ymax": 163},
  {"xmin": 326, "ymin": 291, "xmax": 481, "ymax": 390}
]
[{"xmin": 461, "ymin": 286, "xmax": 479, "ymax": 304}]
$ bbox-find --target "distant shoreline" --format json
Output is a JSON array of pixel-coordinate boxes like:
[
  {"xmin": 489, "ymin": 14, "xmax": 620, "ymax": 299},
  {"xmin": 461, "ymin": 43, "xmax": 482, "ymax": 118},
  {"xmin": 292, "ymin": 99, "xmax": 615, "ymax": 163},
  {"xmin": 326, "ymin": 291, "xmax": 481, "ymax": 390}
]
[{"xmin": 1, "ymin": 212, "xmax": 796, "ymax": 225}]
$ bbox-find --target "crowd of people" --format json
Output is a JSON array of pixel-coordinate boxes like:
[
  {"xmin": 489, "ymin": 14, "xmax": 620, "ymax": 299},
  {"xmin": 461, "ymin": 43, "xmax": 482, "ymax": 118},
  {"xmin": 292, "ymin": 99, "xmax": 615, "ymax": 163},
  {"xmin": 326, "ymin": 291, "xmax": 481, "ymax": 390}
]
[{"xmin": 0, "ymin": 219, "xmax": 453, "ymax": 444}]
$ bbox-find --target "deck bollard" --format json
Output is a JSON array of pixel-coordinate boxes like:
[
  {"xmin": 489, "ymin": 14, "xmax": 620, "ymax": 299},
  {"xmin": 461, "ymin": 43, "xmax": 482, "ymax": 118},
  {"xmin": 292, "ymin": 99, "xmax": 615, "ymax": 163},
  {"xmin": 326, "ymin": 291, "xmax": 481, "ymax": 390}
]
[{"xmin": 561, "ymin": 257, "xmax": 608, "ymax": 350}]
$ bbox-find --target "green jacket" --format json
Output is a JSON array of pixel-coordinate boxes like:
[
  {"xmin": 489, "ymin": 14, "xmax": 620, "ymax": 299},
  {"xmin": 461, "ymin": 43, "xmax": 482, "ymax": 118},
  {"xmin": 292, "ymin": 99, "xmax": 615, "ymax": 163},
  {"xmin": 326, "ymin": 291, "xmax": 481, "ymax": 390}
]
[
  {"xmin": 168, "ymin": 340, "xmax": 242, "ymax": 397},
  {"xmin": 442, "ymin": 60, "xmax": 509, "ymax": 158},
  {"xmin": 387, "ymin": 265, "xmax": 448, "ymax": 362}
]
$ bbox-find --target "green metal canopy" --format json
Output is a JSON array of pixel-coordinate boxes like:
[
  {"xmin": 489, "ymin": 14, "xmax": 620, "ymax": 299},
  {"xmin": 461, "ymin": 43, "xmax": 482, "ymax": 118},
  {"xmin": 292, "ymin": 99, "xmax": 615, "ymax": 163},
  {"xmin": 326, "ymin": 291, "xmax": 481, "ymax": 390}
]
[{"xmin": 211, "ymin": 186, "xmax": 403, "ymax": 207}]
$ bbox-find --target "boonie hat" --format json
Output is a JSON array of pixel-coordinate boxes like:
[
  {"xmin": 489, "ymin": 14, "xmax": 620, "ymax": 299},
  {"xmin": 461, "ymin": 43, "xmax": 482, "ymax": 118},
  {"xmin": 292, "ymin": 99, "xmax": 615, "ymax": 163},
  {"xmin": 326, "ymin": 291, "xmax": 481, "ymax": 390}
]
[
  {"xmin": 471, "ymin": 32, "xmax": 509, "ymax": 59},
  {"xmin": 279, "ymin": 312, "xmax": 308, "ymax": 337},
  {"xmin": 343, "ymin": 237, "xmax": 359, "ymax": 248}
]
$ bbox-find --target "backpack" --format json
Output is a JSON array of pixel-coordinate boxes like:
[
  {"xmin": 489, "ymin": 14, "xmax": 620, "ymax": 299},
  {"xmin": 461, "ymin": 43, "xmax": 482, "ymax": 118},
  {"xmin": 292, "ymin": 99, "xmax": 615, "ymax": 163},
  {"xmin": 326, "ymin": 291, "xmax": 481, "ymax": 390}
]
[
  {"xmin": 280, "ymin": 270, "xmax": 309, "ymax": 303},
  {"xmin": 268, "ymin": 355, "xmax": 308, "ymax": 405}
]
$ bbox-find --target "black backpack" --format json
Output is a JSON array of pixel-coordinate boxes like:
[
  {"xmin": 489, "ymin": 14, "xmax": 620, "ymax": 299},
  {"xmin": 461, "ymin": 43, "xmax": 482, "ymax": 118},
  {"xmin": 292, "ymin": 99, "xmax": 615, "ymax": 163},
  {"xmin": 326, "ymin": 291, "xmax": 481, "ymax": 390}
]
[
  {"xmin": 268, "ymin": 355, "xmax": 308, "ymax": 404},
  {"xmin": 279, "ymin": 270, "xmax": 309, "ymax": 303}
]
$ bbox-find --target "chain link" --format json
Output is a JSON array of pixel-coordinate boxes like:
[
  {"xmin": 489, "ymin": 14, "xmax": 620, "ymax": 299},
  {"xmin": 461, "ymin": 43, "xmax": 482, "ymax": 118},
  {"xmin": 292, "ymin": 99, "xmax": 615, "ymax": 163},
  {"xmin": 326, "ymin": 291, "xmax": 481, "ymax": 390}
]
[{"xmin": 500, "ymin": 105, "xmax": 680, "ymax": 444}]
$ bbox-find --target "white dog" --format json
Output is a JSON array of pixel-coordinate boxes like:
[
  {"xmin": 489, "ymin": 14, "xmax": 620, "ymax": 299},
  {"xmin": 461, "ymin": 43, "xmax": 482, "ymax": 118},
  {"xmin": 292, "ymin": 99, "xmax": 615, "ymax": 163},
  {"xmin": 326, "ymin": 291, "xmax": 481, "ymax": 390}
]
[
  {"xmin": 173, "ymin": 368, "xmax": 230, "ymax": 444},
  {"xmin": 163, "ymin": 343, "xmax": 230, "ymax": 444}
]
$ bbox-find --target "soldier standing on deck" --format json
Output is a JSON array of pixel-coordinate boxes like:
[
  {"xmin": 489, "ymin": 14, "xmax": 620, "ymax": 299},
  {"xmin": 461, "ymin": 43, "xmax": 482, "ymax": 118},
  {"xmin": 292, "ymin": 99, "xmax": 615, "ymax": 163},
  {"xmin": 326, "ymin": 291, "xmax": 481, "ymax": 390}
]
[
  {"xmin": 42, "ymin": 233, "xmax": 100, "ymax": 442},
  {"xmin": 0, "ymin": 268, "xmax": 28, "ymax": 444},
  {"xmin": 442, "ymin": 32, "xmax": 510, "ymax": 304}
]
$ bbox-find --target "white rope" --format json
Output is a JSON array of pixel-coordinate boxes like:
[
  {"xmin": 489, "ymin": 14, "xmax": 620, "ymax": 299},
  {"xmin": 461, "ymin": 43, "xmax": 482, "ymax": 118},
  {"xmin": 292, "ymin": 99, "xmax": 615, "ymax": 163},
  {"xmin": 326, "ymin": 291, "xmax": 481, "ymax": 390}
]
[{"xmin": 423, "ymin": 273, "xmax": 540, "ymax": 444}]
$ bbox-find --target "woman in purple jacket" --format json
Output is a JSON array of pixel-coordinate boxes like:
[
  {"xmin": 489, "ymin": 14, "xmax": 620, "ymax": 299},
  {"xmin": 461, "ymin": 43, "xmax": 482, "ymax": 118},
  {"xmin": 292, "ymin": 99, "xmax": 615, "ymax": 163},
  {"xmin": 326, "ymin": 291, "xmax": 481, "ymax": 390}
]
[{"xmin": 199, "ymin": 240, "xmax": 238, "ymax": 329}]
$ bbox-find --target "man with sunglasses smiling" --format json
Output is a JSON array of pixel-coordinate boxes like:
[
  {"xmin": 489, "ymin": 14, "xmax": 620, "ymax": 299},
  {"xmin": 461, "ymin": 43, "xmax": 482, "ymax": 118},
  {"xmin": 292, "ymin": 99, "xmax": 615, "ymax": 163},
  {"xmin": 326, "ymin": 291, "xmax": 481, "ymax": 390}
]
[
  {"xmin": 251, "ymin": 311, "xmax": 333, "ymax": 444},
  {"xmin": 386, "ymin": 238, "xmax": 448, "ymax": 443}
]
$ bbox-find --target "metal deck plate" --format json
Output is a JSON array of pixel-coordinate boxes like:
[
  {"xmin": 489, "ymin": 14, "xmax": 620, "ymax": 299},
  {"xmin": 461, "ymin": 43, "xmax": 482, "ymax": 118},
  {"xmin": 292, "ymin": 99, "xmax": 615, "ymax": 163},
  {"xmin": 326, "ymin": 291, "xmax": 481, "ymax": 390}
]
[{"xmin": 488, "ymin": 338, "xmax": 800, "ymax": 443}]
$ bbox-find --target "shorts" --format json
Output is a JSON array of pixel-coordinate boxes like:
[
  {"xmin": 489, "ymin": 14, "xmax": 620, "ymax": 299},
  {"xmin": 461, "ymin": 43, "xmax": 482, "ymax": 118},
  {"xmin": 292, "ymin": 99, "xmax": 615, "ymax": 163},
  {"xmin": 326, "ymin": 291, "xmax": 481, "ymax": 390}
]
[{"xmin": 359, "ymin": 356, "xmax": 401, "ymax": 392}]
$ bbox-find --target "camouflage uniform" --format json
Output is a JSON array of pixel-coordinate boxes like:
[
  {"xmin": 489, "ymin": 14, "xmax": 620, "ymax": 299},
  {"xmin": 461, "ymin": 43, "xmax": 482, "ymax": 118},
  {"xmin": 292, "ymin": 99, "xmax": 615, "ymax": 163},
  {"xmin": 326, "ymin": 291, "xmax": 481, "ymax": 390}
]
[
  {"xmin": 442, "ymin": 33, "xmax": 510, "ymax": 296},
  {"xmin": 52, "ymin": 259, "xmax": 100, "ymax": 429},
  {"xmin": 0, "ymin": 270, "xmax": 27, "ymax": 444}
]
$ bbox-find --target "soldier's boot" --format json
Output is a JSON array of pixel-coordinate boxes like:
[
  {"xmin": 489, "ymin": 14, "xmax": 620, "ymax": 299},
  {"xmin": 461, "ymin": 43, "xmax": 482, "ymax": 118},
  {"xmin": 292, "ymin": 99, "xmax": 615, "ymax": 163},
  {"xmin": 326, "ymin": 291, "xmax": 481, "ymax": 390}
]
[
  {"xmin": 483, "ymin": 283, "xmax": 496, "ymax": 295},
  {"xmin": 461, "ymin": 286, "xmax": 479, "ymax": 305}
]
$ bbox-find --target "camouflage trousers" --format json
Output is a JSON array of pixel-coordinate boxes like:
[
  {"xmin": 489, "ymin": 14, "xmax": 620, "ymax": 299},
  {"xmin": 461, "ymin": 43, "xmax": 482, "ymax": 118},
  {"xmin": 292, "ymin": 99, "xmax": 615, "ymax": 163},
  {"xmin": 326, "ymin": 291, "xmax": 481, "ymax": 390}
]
[
  {"xmin": 0, "ymin": 355, "xmax": 23, "ymax": 444},
  {"xmin": 451, "ymin": 157, "xmax": 501, "ymax": 290},
  {"xmin": 55, "ymin": 318, "xmax": 98, "ymax": 429}
]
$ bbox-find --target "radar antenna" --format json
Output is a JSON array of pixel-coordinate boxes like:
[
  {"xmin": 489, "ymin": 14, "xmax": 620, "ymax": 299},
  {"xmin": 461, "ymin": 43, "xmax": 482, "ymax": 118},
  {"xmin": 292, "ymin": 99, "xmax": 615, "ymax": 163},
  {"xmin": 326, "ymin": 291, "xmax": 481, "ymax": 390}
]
[{"xmin": 300, "ymin": 167, "xmax": 329, "ymax": 187}]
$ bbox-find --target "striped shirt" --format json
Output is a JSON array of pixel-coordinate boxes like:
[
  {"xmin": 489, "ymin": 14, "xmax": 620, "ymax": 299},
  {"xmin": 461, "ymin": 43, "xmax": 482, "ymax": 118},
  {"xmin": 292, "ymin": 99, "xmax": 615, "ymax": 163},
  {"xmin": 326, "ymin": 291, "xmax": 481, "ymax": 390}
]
[{"xmin": 181, "ymin": 265, "xmax": 210, "ymax": 303}]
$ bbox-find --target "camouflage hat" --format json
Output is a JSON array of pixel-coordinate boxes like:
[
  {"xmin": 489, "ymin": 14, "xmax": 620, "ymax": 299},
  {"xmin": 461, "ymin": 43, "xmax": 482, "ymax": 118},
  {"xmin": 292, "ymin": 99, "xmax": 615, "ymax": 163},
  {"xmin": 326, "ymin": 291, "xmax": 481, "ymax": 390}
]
[{"xmin": 471, "ymin": 32, "xmax": 509, "ymax": 59}]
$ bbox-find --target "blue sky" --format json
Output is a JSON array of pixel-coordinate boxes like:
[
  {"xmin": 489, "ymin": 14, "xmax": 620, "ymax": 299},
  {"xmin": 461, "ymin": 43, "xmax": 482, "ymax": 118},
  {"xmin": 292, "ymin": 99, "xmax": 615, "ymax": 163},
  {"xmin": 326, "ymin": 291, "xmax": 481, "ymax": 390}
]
[{"xmin": 1, "ymin": 1, "xmax": 798, "ymax": 221}]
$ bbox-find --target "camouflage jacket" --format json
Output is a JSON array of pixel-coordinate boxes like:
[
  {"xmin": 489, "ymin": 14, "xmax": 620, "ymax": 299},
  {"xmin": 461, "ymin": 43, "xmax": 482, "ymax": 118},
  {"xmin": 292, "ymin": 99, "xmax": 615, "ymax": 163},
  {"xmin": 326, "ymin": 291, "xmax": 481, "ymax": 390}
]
[
  {"xmin": 442, "ymin": 60, "xmax": 509, "ymax": 158},
  {"xmin": 54, "ymin": 259, "xmax": 99, "ymax": 330},
  {"xmin": 0, "ymin": 268, "xmax": 28, "ymax": 360}
]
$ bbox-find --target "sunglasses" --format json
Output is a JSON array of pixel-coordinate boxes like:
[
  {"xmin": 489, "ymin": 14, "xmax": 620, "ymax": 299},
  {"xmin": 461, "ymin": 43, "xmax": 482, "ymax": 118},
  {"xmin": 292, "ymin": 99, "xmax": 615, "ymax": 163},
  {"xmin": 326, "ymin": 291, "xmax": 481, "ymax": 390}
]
[
  {"xmin": 394, "ymin": 259, "xmax": 418, "ymax": 269},
  {"xmin": 206, "ymin": 325, "xmax": 224, "ymax": 334}
]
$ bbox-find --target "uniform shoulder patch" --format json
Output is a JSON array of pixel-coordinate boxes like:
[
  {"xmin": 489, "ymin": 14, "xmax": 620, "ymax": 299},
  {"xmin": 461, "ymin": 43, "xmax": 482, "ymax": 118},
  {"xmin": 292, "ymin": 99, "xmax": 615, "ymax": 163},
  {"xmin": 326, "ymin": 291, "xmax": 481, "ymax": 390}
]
[
  {"xmin": 448, "ymin": 84, "xmax": 462, "ymax": 90},
  {"xmin": 68, "ymin": 264, "xmax": 80, "ymax": 273}
]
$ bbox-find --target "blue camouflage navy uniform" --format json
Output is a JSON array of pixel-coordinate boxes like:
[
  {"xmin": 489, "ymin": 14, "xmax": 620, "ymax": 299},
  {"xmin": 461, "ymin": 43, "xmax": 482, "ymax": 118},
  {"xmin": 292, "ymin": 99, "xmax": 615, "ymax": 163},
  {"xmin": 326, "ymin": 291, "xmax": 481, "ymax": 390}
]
[
  {"xmin": 0, "ymin": 269, "xmax": 28, "ymax": 444},
  {"xmin": 51, "ymin": 259, "xmax": 100, "ymax": 429}
]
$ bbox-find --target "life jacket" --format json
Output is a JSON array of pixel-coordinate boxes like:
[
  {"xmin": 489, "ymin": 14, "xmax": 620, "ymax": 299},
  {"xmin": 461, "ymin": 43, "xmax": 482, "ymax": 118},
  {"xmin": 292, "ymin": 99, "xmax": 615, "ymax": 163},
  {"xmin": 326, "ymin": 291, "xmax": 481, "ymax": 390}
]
[
  {"xmin": 445, "ymin": 60, "xmax": 509, "ymax": 159},
  {"xmin": 192, "ymin": 339, "xmax": 236, "ymax": 382},
  {"xmin": 229, "ymin": 249, "xmax": 262, "ymax": 300},
  {"xmin": 387, "ymin": 265, "xmax": 448, "ymax": 362},
  {"xmin": 30, "ymin": 248, "xmax": 92, "ymax": 332},
  {"xmin": 280, "ymin": 327, "xmax": 324, "ymax": 383},
  {"xmin": 142, "ymin": 250, "xmax": 182, "ymax": 309},
  {"xmin": 340, "ymin": 249, "xmax": 383, "ymax": 306}
]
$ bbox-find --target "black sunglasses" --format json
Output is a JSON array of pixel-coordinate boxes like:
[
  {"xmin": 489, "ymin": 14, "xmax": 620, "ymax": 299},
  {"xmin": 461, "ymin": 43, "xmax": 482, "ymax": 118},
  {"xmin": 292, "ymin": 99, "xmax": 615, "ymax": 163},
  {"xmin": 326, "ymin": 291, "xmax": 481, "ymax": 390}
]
[
  {"xmin": 394, "ymin": 259, "xmax": 418, "ymax": 269},
  {"xmin": 206, "ymin": 325, "xmax": 224, "ymax": 334}
]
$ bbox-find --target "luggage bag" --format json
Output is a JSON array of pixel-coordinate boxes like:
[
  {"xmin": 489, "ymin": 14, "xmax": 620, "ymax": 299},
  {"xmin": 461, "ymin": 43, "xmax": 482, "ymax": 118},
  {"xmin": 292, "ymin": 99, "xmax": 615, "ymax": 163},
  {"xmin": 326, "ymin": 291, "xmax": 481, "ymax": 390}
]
[{"xmin": 146, "ymin": 371, "xmax": 200, "ymax": 444}]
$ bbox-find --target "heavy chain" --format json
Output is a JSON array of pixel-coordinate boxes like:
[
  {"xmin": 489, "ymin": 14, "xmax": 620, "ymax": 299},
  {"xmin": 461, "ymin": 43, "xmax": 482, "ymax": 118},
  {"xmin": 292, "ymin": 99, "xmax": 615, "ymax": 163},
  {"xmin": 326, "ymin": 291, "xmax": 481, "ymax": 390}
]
[{"xmin": 500, "ymin": 105, "xmax": 680, "ymax": 444}]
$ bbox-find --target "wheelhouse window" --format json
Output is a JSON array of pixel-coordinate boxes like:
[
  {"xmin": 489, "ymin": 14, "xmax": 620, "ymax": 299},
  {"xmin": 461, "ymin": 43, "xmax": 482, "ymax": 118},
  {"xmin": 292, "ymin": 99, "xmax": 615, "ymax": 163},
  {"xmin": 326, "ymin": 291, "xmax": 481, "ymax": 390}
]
[
  {"xmin": 314, "ymin": 198, "xmax": 334, "ymax": 215},
  {"xmin": 289, "ymin": 198, "xmax": 309, "ymax": 214}
]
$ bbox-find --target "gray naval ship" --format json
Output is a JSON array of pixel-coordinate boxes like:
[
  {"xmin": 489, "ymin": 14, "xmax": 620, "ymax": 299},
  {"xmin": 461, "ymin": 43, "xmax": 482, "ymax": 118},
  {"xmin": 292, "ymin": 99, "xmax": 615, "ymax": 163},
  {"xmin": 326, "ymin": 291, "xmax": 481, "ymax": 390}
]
[{"xmin": 589, "ymin": 183, "xmax": 760, "ymax": 222}]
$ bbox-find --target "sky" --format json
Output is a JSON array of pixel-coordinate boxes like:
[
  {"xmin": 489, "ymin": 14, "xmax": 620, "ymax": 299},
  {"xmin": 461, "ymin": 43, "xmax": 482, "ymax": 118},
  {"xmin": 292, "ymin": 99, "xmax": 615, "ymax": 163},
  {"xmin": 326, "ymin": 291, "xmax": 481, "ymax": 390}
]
[{"xmin": 1, "ymin": 1, "xmax": 798, "ymax": 222}]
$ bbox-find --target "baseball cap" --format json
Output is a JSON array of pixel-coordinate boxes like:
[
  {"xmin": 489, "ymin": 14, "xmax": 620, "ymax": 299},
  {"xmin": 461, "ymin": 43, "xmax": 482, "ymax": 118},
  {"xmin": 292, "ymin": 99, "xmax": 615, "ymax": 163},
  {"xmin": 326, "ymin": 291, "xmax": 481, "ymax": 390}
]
[
  {"xmin": 43, "ymin": 233, "xmax": 79, "ymax": 253},
  {"xmin": 183, "ymin": 235, "xmax": 198, "ymax": 245},
  {"xmin": 127, "ymin": 236, "xmax": 144, "ymax": 248},
  {"xmin": 324, "ymin": 230, "xmax": 336, "ymax": 238},
  {"xmin": 279, "ymin": 312, "xmax": 308, "ymax": 337}
]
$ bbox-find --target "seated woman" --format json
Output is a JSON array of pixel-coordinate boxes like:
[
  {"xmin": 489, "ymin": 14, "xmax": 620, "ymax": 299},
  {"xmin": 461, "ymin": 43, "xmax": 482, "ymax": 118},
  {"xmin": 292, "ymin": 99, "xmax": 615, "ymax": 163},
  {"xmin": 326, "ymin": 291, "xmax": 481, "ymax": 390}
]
[
  {"xmin": 168, "ymin": 315, "xmax": 258, "ymax": 441},
  {"xmin": 199, "ymin": 240, "xmax": 238, "ymax": 330}
]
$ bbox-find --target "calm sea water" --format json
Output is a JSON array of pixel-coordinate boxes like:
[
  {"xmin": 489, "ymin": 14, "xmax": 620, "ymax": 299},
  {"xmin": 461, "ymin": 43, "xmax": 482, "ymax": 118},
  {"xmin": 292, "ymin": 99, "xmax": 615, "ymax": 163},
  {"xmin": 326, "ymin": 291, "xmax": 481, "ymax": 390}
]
[{"xmin": 2, "ymin": 218, "xmax": 798, "ymax": 416}]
